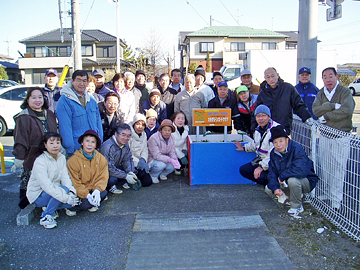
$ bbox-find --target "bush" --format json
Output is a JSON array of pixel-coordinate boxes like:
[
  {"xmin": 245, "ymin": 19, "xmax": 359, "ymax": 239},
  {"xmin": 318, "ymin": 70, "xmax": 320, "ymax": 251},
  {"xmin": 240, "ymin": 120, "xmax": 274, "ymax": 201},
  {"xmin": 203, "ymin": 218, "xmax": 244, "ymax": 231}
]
[
  {"xmin": 0, "ymin": 67, "xmax": 8, "ymax": 80},
  {"xmin": 338, "ymin": 74, "xmax": 355, "ymax": 87},
  {"xmin": 188, "ymin": 62, "xmax": 198, "ymax": 74}
]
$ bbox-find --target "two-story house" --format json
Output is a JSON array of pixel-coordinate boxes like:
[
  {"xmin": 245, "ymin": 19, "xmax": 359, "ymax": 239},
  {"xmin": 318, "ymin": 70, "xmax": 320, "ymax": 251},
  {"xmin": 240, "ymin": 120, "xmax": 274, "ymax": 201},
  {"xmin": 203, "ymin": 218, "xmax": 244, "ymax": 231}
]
[{"xmin": 18, "ymin": 28, "xmax": 130, "ymax": 84}]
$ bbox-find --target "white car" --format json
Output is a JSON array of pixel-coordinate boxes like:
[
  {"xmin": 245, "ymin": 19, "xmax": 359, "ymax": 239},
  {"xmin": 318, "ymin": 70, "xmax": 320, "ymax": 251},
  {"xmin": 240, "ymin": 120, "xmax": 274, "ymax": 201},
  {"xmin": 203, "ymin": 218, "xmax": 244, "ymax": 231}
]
[
  {"xmin": 0, "ymin": 84, "xmax": 42, "ymax": 136},
  {"xmin": 348, "ymin": 78, "xmax": 360, "ymax": 96}
]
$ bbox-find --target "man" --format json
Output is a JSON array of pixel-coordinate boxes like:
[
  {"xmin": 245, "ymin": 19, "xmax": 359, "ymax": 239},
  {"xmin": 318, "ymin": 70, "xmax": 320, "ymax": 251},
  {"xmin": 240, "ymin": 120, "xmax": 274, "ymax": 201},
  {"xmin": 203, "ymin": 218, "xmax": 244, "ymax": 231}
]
[
  {"xmin": 141, "ymin": 89, "xmax": 167, "ymax": 124},
  {"xmin": 100, "ymin": 123, "xmax": 139, "ymax": 191},
  {"xmin": 235, "ymin": 85, "xmax": 258, "ymax": 136},
  {"xmin": 125, "ymin": 71, "xmax": 142, "ymax": 114},
  {"xmin": 295, "ymin": 67, "xmax": 319, "ymax": 119},
  {"xmin": 134, "ymin": 70, "xmax": 150, "ymax": 109},
  {"xmin": 174, "ymin": 74, "xmax": 206, "ymax": 134},
  {"xmin": 312, "ymin": 67, "xmax": 355, "ymax": 209},
  {"xmin": 98, "ymin": 92, "xmax": 125, "ymax": 142},
  {"xmin": 43, "ymin": 68, "xmax": 61, "ymax": 112},
  {"xmin": 92, "ymin": 69, "xmax": 111, "ymax": 99},
  {"xmin": 170, "ymin": 68, "xmax": 185, "ymax": 93},
  {"xmin": 207, "ymin": 81, "xmax": 241, "ymax": 133},
  {"xmin": 211, "ymin": 71, "xmax": 225, "ymax": 96},
  {"xmin": 253, "ymin": 67, "xmax": 312, "ymax": 134},
  {"xmin": 157, "ymin": 73, "xmax": 177, "ymax": 119},
  {"xmin": 265, "ymin": 125, "xmax": 319, "ymax": 216},
  {"xmin": 56, "ymin": 70, "xmax": 103, "ymax": 157},
  {"xmin": 240, "ymin": 69, "xmax": 260, "ymax": 95},
  {"xmin": 195, "ymin": 67, "xmax": 215, "ymax": 106}
]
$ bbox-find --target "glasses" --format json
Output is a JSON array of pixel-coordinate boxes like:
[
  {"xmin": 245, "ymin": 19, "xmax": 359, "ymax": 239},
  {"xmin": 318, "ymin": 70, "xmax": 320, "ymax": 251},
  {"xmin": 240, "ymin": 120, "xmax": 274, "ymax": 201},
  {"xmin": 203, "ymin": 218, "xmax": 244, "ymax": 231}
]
[
  {"xmin": 119, "ymin": 133, "xmax": 131, "ymax": 138},
  {"xmin": 106, "ymin": 102, "xmax": 118, "ymax": 107},
  {"xmin": 75, "ymin": 78, "xmax": 88, "ymax": 84}
]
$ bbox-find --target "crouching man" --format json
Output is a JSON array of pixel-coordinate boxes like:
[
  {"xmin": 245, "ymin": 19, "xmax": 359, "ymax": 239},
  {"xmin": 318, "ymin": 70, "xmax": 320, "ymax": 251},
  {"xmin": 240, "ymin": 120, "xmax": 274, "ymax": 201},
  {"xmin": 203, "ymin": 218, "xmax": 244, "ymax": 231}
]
[{"xmin": 265, "ymin": 125, "xmax": 319, "ymax": 216}]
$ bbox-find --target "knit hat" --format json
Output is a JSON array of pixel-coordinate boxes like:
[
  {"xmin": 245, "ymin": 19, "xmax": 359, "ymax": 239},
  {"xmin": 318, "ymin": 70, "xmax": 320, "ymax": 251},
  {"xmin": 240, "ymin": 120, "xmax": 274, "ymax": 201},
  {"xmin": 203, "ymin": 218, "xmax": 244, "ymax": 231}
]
[
  {"xmin": 236, "ymin": 85, "xmax": 249, "ymax": 94},
  {"xmin": 194, "ymin": 69, "xmax": 206, "ymax": 80},
  {"xmin": 92, "ymin": 69, "xmax": 105, "ymax": 77},
  {"xmin": 159, "ymin": 119, "xmax": 175, "ymax": 132},
  {"xmin": 78, "ymin": 129, "xmax": 102, "ymax": 148},
  {"xmin": 133, "ymin": 113, "xmax": 146, "ymax": 125},
  {"xmin": 269, "ymin": 125, "xmax": 288, "ymax": 142},
  {"xmin": 212, "ymin": 71, "xmax": 223, "ymax": 79},
  {"xmin": 255, "ymin": 104, "xmax": 271, "ymax": 117},
  {"xmin": 135, "ymin": 70, "xmax": 146, "ymax": 78},
  {"xmin": 149, "ymin": 89, "xmax": 161, "ymax": 98},
  {"xmin": 146, "ymin": 108, "xmax": 158, "ymax": 119}
]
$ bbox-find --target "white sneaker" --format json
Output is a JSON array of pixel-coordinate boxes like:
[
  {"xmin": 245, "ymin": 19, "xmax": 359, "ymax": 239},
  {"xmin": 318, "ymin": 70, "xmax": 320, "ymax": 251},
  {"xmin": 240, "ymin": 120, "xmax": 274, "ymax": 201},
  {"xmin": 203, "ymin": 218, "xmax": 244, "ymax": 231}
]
[
  {"xmin": 288, "ymin": 205, "xmax": 304, "ymax": 216},
  {"xmin": 65, "ymin": 208, "xmax": 77, "ymax": 216},
  {"xmin": 174, "ymin": 169, "xmax": 181, "ymax": 175},
  {"xmin": 40, "ymin": 215, "xmax": 57, "ymax": 229},
  {"xmin": 123, "ymin": 183, "xmax": 130, "ymax": 189},
  {"xmin": 151, "ymin": 177, "xmax": 159, "ymax": 184},
  {"xmin": 159, "ymin": 174, "xmax": 168, "ymax": 181},
  {"xmin": 109, "ymin": 185, "xmax": 123, "ymax": 194},
  {"xmin": 88, "ymin": 206, "xmax": 99, "ymax": 212}
]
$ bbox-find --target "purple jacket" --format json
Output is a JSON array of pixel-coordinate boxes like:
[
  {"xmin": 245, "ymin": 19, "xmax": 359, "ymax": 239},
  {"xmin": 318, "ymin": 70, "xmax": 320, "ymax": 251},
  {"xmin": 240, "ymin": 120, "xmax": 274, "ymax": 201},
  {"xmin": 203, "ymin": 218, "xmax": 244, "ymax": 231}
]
[{"xmin": 148, "ymin": 131, "xmax": 177, "ymax": 163}]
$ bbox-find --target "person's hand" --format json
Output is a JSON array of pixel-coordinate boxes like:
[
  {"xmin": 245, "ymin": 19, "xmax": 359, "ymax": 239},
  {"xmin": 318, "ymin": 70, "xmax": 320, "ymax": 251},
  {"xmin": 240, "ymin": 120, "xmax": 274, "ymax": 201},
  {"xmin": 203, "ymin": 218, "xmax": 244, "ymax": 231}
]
[
  {"xmin": 67, "ymin": 194, "xmax": 80, "ymax": 206},
  {"xmin": 278, "ymin": 177, "xmax": 284, "ymax": 184},
  {"xmin": 180, "ymin": 156, "xmax": 188, "ymax": 165},
  {"xmin": 274, "ymin": 189, "xmax": 284, "ymax": 197},
  {"xmin": 181, "ymin": 149, "xmax": 188, "ymax": 156},
  {"xmin": 305, "ymin": 118, "xmax": 315, "ymax": 126},
  {"xmin": 253, "ymin": 167, "xmax": 263, "ymax": 179},
  {"xmin": 167, "ymin": 158, "xmax": 181, "ymax": 169},
  {"xmin": 126, "ymin": 173, "xmax": 137, "ymax": 184},
  {"xmin": 137, "ymin": 158, "xmax": 146, "ymax": 171},
  {"xmin": 319, "ymin": 116, "xmax": 326, "ymax": 124},
  {"xmin": 11, "ymin": 159, "xmax": 24, "ymax": 173},
  {"xmin": 335, "ymin": 103, "xmax": 342, "ymax": 110},
  {"xmin": 233, "ymin": 141, "xmax": 244, "ymax": 151},
  {"xmin": 69, "ymin": 187, "xmax": 77, "ymax": 195},
  {"xmin": 92, "ymin": 189, "xmax": 101, "ymax": 206},
  {"xmin": 87, "ymin": 193, "xmax": 96, "ymax": 206}
]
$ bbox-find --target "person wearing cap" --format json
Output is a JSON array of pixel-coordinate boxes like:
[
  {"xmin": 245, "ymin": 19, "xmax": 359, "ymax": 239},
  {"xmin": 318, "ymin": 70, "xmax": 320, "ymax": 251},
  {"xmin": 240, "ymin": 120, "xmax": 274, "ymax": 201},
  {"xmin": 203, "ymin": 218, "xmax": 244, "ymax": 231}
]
[
  {"xmin": 87, "ymin": 75, "xmax": 104, "ymax": 103},
  {"xmin": 141, "ymin": 89, "xmax": 167, "ymax": 124},
  {"xmin": 265, "ymin": 125, "xmax": 319, "ymax": 216},
  {"xmin": 128, "ymin": 114, "xmax": 152, "ymax": 187},
  {"xmin": 235, "ymin": 85, "xmax": 258, "ymax": 136},
  {"xmin": 240, "ymin": 69, "xmax": 260, "ymax": 95},
  {"xmin": 92, "ymin": 69, "xmax": 111, "ymax": 99},
  {"xmin": 234, "ymin": 105, "xmax": 280, "ymax": 186},
  {"xmin": 194, "ymin": 67, "xmax": 215, "ymax": 106},
  {"xmin": 253, "ymin": 67, "xmax": 312, "ymax": 134},
  {"xmin": 147, "ymin": 119, "xmax": 181, "ymax": 183},
  {"xmin": 98, "ymin": 91, "xmax": 125, "ymax": 142},
  {"xmin": 145, "ymin": 108, "xmax": 159, "ymax": 140},
  {"xmin": 211, "ymin": 71, "xmax": 225, "ymax": 96},
  {"xmin": 100, "ymin": 123, "xmax": 140, "ymax": 191},
  {"xmin": 134, "ymin": 70, "xmax": 150, "ymax": 111},
  {"xmin": 207, "ymin": 81, "xmax": 241, "ymax": 133},
  {"xmin": 124, "ymin": 71, "xmax": 142, "ymax": 114},
  {"xmin": 56, "ymin": 70, "xmax": 103, "ymax": 157},
  {"xmin": 43, "ymin": 68, "xmax": 61, "ymax": 112},
  {"xmin": 66, "ymin": 130, "xmax": 109, "ymax": 215},
  {"xmin": 157, "ymin": 73, "xmax": 178, "ymax": 119},
  {"xmin": 295, "ymin": 67, "xmax": 319, "ymax": 119},
  {"xmin": 170, "ymin": 68, "xmax": 185, "ymax": 93}
]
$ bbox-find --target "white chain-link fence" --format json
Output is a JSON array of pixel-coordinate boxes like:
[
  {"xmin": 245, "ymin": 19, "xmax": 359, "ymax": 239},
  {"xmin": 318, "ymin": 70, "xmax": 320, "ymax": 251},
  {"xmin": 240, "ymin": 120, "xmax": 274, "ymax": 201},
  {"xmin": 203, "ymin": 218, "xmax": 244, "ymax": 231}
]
[{"xmin": 291, "ymin": 118, "xmax": 360, "ymax": 241}]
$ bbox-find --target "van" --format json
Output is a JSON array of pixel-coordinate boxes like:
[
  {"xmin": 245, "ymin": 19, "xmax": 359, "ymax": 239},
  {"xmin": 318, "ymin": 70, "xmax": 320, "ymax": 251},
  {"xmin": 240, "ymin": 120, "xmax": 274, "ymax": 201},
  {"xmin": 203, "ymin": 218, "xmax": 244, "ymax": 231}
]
[{"xmin": 219, "ymin": 64, "xmax": 245, "ymax": 91}]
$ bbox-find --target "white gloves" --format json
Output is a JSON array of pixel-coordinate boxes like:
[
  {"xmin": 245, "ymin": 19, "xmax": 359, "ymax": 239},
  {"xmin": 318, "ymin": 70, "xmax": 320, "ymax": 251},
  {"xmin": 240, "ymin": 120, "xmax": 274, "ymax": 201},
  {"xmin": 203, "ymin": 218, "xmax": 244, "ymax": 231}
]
[
  {"xmin": 125, "ymin": 172, "xmax": 138, "ymax": 184},
  {"xmin": 335, "ymin": 103, "xmax": 342, "ymax": 110},
  {"xmin": 167, "ymin": 158, "xmax": 181, "ymax": 169},
  {"xmin": 11, "ymin": 159, "xmax": 24, "ymax": 173},
  {"xmin": 67, "ymin": 193, "xmax": 80, "ymax": 206},
  {"xmin": 92, "ymin": 189, "xmax": 101, "ymax": 207},
  {"xmin": 319, "ymin": 116, "xmax": 327, "ymax": 124},
  {"xmin": 87, "ymin": 193, "xmax": 95, "ymax": 206},
  {"xmin": 305, "ymin": 118, "xmax": 315, "ymax": 126}
]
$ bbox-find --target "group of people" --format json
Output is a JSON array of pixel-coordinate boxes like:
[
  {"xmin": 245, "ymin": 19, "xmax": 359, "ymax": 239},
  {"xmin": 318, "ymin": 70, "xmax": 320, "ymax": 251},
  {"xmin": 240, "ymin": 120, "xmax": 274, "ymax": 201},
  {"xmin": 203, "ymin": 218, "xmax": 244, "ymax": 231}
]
[{"xmin": 11, "ymin": 64, "xmax": 355, "ymax": 228}]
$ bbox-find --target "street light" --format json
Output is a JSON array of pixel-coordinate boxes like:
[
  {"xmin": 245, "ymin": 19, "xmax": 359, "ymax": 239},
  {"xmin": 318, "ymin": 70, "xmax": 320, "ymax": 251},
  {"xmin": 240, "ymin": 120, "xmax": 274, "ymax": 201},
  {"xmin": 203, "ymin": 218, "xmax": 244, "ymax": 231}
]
[{"xmin": 108, "ymin": 0, "xmax": 121, "ymax": 72}]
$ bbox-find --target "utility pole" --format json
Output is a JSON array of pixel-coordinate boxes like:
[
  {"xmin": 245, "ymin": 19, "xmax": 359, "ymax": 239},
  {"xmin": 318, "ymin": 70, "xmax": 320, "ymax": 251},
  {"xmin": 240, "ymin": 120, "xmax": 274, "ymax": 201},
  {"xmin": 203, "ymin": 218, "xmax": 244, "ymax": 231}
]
[
  {"xmin": 116, "ymin": 0, "xmax": 121, "ymax": 72},
  {"xmin": 297, "ymin": 0, "xmax": 318, "ymax": 84},
  {"xmin": 71, "ymin": 0, "xmax": 82, "ymax": 70},
  {"xmin": 210, "ymin": 15, "xmax": 212, "ymax": 26},
  {"xmin": 3, "ymin": 39, "xmax": 10, "ymax": 56}
]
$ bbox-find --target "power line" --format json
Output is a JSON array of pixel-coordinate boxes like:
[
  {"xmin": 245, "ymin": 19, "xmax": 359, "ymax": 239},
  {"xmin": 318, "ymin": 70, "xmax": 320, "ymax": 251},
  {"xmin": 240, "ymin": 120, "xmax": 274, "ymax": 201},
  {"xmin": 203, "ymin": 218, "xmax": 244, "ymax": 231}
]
[{"xmin": 185, "ymin": 1, "xmax": 209, "ymax": 26}]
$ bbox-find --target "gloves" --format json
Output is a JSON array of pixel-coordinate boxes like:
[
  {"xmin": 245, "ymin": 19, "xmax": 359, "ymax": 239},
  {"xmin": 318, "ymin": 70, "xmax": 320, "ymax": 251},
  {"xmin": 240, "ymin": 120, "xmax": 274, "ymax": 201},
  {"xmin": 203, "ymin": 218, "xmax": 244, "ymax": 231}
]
[
  {"xmin": 335, "ymin": 103, "xmax": 342, "ymax": 110},
  {"xmin": 69, "ymin": 187, "xmax": 77, "ymax": 195},
  {"xmin": 137, "ymin": 158, "xmax": 150, "ymax": 173},
  {"xmin": 181, "ymin": 149, "xmax": 188, "ymax": 157},
  {"xmin": 92, "ymin": 189, "xmax": 101, "ymax": 207},
  {"xmin": 319, "ymin": 116, "xmax": 327, "ymax": 124},
  {"xmin": 305, "ymin": 118, "xmax": 315, "ymax": 126},
  {"xmin": 87, "ymin": 193, "xmax": 96, "ymax": 206},
  {"xmin": 66, "ymin": 193, "xmax": 80, "ymax": 206},
  {"xmin": 167, "ymin": 158, "xmax": 181, "ymax": 169},
  {"xmin": 11, "ymin": 159, "xmax": 24, "ymax": 173},
  {"xmin": 125, "ymin": 172, "xmax": 137, "ymax": 184},
  {"xmin": 180, "ymin": 156, "xmax": 188, "ymax": 165}
]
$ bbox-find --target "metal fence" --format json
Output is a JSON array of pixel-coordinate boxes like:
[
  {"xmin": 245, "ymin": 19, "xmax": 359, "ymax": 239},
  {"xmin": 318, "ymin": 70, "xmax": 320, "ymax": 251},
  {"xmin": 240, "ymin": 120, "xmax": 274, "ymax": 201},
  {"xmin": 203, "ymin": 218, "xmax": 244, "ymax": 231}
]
[{"xmin": 291, "ymin": 118, "xmax": 360, "ymax": 241}]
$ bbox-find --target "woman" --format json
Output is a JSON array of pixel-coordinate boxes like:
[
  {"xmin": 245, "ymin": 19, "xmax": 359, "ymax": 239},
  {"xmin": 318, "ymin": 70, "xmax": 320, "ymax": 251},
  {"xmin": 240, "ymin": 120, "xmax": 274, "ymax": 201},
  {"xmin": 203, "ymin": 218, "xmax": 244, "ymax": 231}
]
[
  {"xmin": 129, "ymin": 113, "xmax": 152, "ymax": 187},
  {"xmin": 148, "ymin": 119, "xmax": 181, "ymax": 183},
  {"xmin": 86, "ymin": 75, "xmax": 104, "ymax": 103},
  {"xmin": 170, "ymin": 112, "xmax": 189, "ymax": 175},
  {"xmin": 26, "ymin": 132, "xmax": 79, "ymax": 229},
  {"xmin": 12, "ymin": 87, "xmax": 58, "ymax": 209},
  {"xmin": 112, "ymin": 73, "xmax": 135, "ymax": 124}
]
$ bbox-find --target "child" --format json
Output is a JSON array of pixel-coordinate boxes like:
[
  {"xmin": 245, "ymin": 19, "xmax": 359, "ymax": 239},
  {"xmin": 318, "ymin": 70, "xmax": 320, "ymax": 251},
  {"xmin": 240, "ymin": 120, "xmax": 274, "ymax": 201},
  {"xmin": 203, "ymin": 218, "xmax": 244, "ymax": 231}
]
[
  {"xmin": 145, "ymin": 108, "xmax": 160, "ymax": 140},
  {"xmin": 170, "ymin": 111, "xmax": 189, "ymax": 175},
  {"xmin": 26, "ymin": 132, "xmax": 79, "ymax": 229},
  {"xmin": 66, "ymin": 130, "xmax": 109, "ymax": 215}
]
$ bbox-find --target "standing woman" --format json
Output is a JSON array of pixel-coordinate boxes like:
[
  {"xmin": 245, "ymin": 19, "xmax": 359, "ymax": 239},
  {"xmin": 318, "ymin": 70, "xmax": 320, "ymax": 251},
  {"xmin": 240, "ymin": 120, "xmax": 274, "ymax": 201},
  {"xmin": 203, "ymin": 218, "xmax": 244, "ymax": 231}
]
[
  {"xmin": 12, "ymin": 87, "xmax": 58, "ymax": 209},
  {"xmin": 112, "ymin": 73, "xmax": 135, "ymax": 124}
]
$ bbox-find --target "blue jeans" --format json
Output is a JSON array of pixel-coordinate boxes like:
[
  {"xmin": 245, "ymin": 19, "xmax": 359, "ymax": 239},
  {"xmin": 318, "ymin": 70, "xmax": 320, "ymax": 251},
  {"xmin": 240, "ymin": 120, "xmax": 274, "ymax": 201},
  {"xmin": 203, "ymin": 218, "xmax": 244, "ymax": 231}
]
[
  {"xmin": 34, "ymin": 186, "xmax": 73, "ymax": 218},
  {"xmin": 148, "ymin": 160, "xmax": 175, "ymax": 178}
]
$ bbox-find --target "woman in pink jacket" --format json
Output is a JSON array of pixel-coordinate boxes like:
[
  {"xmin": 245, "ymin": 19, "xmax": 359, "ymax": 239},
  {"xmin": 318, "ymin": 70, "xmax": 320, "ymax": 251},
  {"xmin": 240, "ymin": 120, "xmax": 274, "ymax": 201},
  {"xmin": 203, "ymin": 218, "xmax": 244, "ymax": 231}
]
[{"xmin": 147, "ymin": 119, "xmax": 181, "ymax": 183}]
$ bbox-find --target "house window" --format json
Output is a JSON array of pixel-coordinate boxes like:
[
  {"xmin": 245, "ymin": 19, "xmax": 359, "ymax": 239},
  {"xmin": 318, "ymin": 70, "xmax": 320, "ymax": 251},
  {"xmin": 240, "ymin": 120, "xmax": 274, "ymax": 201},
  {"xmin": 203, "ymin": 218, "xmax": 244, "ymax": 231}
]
[
  {"xmin": 97, "ymin": 46, "xmax": 116, "ymax": 58},
  {"xmin": 48, "ymin": 47, "xmax": 58, "ymax": 57},
  {"xmin": 26, "ymin": 47, "xmax": 35, "ymax": 57},
  {"xmin": 200, "ymin": 42, "xmax": 214, "ymax": 53},
  {"xmin": 262, "ymin": 42, "xmax": 277, "ymax": 50},
  {"xmin": 82, "ymin": 45, "xmax": 93, "ymax": 56},
  {"xmin": 230, "ymin": 42, "xmax": 245, "ymax": 51},
  {"xmin": 58, "ymin": 46, "xmax": 71, "ymax": 57}
]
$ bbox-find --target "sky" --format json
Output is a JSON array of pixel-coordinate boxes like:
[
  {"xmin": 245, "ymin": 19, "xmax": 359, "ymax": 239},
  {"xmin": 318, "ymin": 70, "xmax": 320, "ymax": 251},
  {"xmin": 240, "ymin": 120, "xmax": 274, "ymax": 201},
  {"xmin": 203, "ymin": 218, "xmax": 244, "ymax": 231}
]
[{"xmin": 1, "ymin": 0, "xmax": 359, "ymax": 67}]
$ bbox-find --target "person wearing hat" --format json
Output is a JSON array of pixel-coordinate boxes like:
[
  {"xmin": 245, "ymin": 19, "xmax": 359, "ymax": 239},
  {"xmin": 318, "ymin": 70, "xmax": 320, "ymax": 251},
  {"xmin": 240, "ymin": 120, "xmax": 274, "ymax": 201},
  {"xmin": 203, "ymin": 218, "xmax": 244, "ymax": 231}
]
[
  {"xmin": 194, "ymin": 67, "xmax": 215, "ymax": 106},
  {"xmin": 207, "ymin": 81, "xmax": 241, "ymax": 133},
  {"xmin": 240, "ymin": 69, "xmax": 260, "ymax": 95},
  {"xmin": 235, "ymin": 84, "xmax": 258, "ymax": 136},
  {"xmin": 145, "ymin": 108, "xmax": 160, "ymax": 140},
  {"xmin": 147, "ymin": 119, "xmax": 181, "ymax": 183},
  {"xmin": 157, "ymin": 73, "xmax": 178, "ymax": 119},
  {"xmin": 234, "ymin": 105, "xmax": 280, "ymax": 186},
  {"xmin": 66, "ymin": 130, "xmax": 109, "ymax": 215},
  {"xmin": 134, "ymin": 70, "xmax": 150, "ymax": 110},
  {"xmin": 141, "ymin": 88, "xmax": 167, "ymax": 124},
  {"xmin": 92, "ymin": 69, "xmax": 111, "ymax": 99},
  {"xmin": 265, "ymin": 125, "xmax": 319, "ymax": 216},
  {"xmin": 295, "ymin": 67, "xmax": 319, "ymax": 119},
  {"xmin": 43, "ymin": 68, "xmax": 61, "ymax": 112}
]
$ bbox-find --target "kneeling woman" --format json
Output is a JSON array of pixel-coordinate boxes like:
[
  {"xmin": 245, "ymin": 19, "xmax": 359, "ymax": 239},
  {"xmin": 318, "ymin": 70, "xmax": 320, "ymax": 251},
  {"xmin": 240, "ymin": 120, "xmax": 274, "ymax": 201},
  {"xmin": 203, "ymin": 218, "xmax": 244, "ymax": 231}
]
[
  {"xmin": 66, "ymin": 130, "xmax": 109, "ymax": 215},
  {"xmin": 26, "ymin": 132, "xmax": 79, "ymax": 229},
  {"xmin": 148, "ymin": 119, "xmax": 181, "ymax": 183}
]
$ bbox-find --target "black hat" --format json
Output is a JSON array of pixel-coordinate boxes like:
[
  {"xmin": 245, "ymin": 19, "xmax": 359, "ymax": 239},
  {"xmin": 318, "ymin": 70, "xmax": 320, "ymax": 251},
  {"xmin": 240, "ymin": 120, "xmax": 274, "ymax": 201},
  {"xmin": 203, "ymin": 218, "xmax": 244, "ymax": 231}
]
[
  {"xmin": 212, "ymin": 71, "xmax": 222, "ymax": 80},
  {"xmin": 135, "ymin": 70, "xmax": 146, "ymax": 78},
  {"xmin": 270, "ymin": 125, "xmax": 288, "ymax": 142},
  {"xmin": 195, "ymin": 69, "xmax": 206, "ymax": 80},
  {"xmin": 78, "ymin": 130, "xmax": 102, "ymax": 148}
]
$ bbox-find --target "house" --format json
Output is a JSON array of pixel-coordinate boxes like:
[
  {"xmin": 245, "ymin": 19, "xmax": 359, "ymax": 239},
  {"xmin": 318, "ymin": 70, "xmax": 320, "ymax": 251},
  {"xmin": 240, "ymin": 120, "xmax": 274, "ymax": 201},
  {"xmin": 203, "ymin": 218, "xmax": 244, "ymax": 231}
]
[
  {"xmin": 0, "ymin": 55, "xmax": 22, "ymax": 82},
  {"xmin": 18, "ymin": 28, "xmax": 131, "ymax": 84},
  {"xmin": 179, "ymin": 26, "xmax": 288, "ymax": 72}
]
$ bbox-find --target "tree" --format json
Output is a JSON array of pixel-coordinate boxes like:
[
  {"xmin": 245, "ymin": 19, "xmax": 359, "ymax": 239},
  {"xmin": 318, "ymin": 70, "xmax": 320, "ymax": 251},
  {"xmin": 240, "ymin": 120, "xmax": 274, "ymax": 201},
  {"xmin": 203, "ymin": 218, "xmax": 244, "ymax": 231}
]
[
  {"xmin": 188, "ymin": 62, "xmax": 198, "ymax": 74},
  {"xmin": 142, "ymin": 28, "xmax": 166, "ymax": 77},
  {"xmin": 206, "ymin": 51, "xmax": 211, "ymax": 72},
  {"xmin": 0, "ymin": 67, "xmax": 8, "ymax": 80},
  {"xmin": 123, "ymin": 40, "xmax": 135, "ymax": 63}
]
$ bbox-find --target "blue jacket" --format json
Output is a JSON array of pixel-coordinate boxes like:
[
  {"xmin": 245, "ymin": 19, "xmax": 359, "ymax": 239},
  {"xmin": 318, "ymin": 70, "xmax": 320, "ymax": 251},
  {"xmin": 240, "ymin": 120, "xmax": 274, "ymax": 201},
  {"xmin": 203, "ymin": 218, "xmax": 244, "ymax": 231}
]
[
  {"xmin": 43, "ymin": 84, "xmax": 61, "ymax": 113},
  {"xmin": 267, "ymin": 140, "xmax": 319, "ymax": 192},
  {"xmin": 96, "ymin": 84, "xmax": 111, "ymax": 98},
  {"xmin": 145, "ymin": 122, "xmax": 160, "ymax": 140},
  {"xmin": 56, "ymin": 81, "xmax": 103, "ymax": 156},
  {"xmin": 295, "ymin": 81, "xmax": 319, "ymax": 120},
  {"xmin": 141, "ymin": 99, "xmax": 167, "ymax": 124}
]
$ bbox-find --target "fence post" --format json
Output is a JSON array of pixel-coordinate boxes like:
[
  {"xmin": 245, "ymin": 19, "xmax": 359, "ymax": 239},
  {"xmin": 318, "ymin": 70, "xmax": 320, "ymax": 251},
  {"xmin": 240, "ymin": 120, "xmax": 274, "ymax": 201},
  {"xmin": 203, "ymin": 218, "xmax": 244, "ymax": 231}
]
[{"xmin": 0, "ymin": 143, "xmax": 5, "ymax": 174}]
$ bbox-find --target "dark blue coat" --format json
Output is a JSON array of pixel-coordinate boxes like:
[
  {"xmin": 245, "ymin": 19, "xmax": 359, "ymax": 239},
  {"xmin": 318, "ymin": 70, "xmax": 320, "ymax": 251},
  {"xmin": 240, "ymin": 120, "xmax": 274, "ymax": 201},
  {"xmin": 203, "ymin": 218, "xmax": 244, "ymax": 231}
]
[
  {"xmin": 267, "ymin": 139, "xmax": 319, "ymax": 192},
  {"xmin": 145, "ymin": 122, "xmax": 160, "ymax": 140},
  {"xmin": 141, "ymin": 99, "xmax": 167, "ymax": 124},
  {"xmin": 295, "ymin": 81, "xmax": 319, "ymax": 120}
]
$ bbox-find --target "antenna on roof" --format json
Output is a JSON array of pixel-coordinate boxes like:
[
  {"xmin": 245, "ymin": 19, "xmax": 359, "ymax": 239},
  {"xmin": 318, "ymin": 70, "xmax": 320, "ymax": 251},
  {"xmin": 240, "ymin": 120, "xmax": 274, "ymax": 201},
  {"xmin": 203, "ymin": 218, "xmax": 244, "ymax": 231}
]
[{"xmin": 58, "ymin": 0, "xmax": 65, "ymax": 43}]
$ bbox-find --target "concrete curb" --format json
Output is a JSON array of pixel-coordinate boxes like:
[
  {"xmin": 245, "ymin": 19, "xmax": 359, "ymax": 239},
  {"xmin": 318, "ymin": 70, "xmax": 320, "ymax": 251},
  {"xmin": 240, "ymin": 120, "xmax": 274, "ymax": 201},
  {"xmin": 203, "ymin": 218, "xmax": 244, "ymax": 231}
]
[{"xmin": 16, "ymin": 204, "xmax": 40, "ymax": 226}]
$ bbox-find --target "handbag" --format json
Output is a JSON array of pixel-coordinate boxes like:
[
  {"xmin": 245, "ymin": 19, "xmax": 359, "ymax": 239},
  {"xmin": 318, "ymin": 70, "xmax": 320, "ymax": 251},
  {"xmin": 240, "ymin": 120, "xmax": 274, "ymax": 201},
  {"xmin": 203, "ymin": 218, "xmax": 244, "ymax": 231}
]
[{"xmin": 129, "ymin": 179, "xmax": 142, "ymax": 191}]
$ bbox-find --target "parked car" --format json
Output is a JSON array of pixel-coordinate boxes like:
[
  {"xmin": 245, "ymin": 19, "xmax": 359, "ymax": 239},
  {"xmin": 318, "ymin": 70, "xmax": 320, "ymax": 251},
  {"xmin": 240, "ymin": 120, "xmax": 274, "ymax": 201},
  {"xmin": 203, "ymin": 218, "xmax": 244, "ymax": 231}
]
[
  {"xmin": 348, "ymin": 78, "xmax": 360, "ymax": 96},
  {"xmin": 219, "ymin": 64, "xmax": 245, "ymax": 91},
  {"xmin": 0, "ymin": 80, "xmax": 19, "ymax": 89},
  {"xmin": 0, "ymin": 84, "xmax": 42, "ymax": 136}
]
